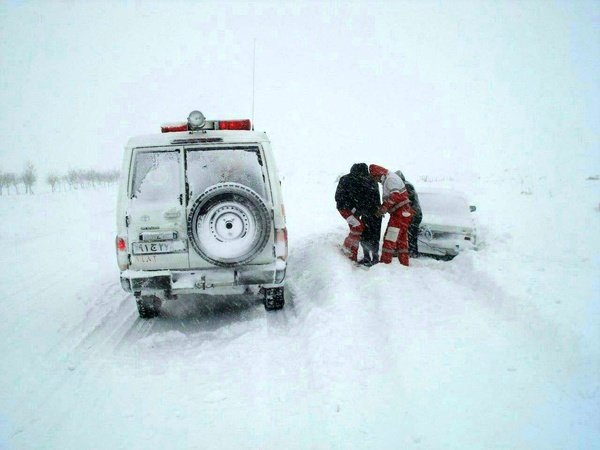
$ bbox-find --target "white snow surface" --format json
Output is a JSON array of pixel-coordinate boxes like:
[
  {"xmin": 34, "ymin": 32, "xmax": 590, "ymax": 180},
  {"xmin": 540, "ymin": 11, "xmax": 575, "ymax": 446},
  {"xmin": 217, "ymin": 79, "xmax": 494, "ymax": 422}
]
[{"xmin": 0, "ymin": 169, "xmax": 598, "ymax": 449}]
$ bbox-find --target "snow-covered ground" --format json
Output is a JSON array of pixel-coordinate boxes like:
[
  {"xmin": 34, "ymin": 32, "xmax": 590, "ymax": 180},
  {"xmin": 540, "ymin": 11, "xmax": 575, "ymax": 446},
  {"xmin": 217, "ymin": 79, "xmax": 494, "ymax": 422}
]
[{"xmin": 0, "ymin": 168, "xmax": 598, "ymax": 449}]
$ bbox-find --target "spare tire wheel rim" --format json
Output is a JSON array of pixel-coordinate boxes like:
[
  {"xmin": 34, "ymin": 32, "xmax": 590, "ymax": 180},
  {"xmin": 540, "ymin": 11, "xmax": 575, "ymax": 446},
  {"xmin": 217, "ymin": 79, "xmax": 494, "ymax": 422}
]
[
  {"xmin": 188, "ymin": 183, "xmax": 271, "ymax": 266},
  {"xmin": 210, "ymin": 203, "xmax": 251, "ymax": 242}
]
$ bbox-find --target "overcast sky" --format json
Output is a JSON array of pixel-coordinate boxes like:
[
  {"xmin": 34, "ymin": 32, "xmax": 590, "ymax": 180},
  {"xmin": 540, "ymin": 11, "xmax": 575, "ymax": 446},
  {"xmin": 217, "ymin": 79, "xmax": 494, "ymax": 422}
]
[{"xmin": 0, "ymin": 0, "xmax": 598, "ymax": 180}]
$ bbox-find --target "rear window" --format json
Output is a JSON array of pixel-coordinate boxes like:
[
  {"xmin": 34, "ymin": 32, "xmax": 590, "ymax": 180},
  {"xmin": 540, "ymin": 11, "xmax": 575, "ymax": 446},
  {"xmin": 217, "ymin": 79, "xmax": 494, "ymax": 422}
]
[
  {"xmin": 130, "ymin": 150, "xmax": 181, "ymax": 202},
  {"xmin": 186, "ymin": 146, "xmax": 267, "ymax": 201}
]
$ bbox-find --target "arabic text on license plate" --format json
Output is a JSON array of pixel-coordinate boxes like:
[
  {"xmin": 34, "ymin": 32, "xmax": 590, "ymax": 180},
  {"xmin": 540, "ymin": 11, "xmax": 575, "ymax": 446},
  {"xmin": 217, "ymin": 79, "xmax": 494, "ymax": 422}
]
[{"xmin": 133, "ymin": 241, "xmax": 176, "ymax": 254}]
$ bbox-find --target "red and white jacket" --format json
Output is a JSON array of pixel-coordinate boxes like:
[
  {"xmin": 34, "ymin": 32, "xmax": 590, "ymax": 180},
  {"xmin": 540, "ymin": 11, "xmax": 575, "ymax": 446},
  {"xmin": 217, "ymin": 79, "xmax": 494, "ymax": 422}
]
[{"xmin": 369, "ymin": 165, "xmax": 410, "ymax": 214}]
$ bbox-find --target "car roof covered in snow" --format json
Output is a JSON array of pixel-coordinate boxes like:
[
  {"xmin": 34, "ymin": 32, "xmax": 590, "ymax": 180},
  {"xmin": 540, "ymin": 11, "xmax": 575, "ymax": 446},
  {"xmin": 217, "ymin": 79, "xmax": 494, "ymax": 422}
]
[
  {"xmin": 126, "ymin": 130, "xmax": 270, "ymax": 149},
  {"xmin": 416, "ymin": 186, "xmax": 475, "ymax": 228},
  {"xmin": 415, "ymin": 186, "xmax": 469, "ymax": 199}
]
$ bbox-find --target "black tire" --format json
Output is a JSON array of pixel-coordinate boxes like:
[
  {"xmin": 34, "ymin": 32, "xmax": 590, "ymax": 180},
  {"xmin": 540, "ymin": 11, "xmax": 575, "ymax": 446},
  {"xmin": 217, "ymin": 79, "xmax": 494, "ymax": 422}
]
[
  {"xmin": 136, "ymin": 295, "xmax": 162, "ymax": 318},
  {"xmin": 264, "ymin": 287, "xmax": 284, "ymax": 311},
  {"xmin": 421, "ymin": 253, "xmax": 456, "ymax": 261},
  {"xmin": 437, "ymin": 254, "xmax": 456, "ymax": 261},
  {"xmin": 187, "ymin": 183, "xmax": 271, "ymax": 267}
]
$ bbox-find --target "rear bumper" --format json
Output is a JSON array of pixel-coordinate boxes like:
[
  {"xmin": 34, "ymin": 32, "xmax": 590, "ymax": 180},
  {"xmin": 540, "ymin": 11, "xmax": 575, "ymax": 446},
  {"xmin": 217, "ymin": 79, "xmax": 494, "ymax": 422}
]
[
  {"xmin": 418, "ymin": 240, "xmax": 460, "ymax": 256},
  {"xmin": 417, "ymin": 237, "xmax": 476, "ymax": 256},
  {"xmin": 120, "ymin": 260, "xmax": 286, "ymax": 295}
]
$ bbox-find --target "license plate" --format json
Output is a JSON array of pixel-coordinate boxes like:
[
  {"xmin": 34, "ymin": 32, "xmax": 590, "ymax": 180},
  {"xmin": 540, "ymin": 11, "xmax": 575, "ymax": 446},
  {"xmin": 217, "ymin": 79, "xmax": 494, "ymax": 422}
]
[{"xmin": 132, "ymin": 240, "xmax": 187, "ymax": 255}]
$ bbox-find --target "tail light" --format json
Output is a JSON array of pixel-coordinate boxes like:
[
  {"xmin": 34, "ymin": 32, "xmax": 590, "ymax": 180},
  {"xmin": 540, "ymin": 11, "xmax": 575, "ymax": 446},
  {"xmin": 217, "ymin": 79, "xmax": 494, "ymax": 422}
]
[
  {"xmin": 275, "ymin": 228, "xmax": 288, "ymax": 261},
  {"xmin": 116, "ymin": 236, "xmax": 129, "ymax": 271},
  {"xmin": 116, "ymin": 237, "xmax": 127, "ymax": 251}
]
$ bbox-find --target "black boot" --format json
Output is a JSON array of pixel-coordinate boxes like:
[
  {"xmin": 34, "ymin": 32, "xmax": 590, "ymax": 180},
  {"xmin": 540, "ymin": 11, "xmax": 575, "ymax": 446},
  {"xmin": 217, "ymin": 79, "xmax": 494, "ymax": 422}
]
[
  {"xmin": 357, "ymin": 254, "xmax": 371, "ymax": 265},
  {"xmin": 371, "ymin": 252, "xmax": 379, "ymax": 265},
  {"xmin": 359, "ymin": 250, "xmax": 378, "ymax": 267},
  {"xmin": 358, "ymin": 243, "xmax": 372, "ymax": 265}
]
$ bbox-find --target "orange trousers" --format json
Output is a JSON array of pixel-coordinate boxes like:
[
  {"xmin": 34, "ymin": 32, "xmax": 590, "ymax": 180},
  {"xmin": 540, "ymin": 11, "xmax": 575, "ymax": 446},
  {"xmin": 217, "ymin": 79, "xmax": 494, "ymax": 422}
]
[
  {"xmin": 338, "ymin": 209, "xmax": 364, "ymax": 262},
  {"xmin": 380, "ymin": 206, "xmax": 412, "ymax": 266}
]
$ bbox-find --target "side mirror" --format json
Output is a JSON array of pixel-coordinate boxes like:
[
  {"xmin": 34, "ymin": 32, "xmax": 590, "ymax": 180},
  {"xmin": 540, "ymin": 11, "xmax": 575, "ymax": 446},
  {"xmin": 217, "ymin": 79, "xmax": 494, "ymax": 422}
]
[{"xmin": 470, "ymin": 205, "xmax": 477, "ymax": 212}]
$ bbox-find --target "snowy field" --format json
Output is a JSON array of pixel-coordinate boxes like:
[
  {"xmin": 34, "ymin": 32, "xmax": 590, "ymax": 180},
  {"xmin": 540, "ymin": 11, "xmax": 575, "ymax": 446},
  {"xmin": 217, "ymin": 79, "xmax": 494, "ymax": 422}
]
[
  {"xmin": 0, "ymin": 169, "xmax": 598, "ymax": 449},
  {"xmin": 1, "ymin": 1, "xmax": 598, "ymax": 449}
]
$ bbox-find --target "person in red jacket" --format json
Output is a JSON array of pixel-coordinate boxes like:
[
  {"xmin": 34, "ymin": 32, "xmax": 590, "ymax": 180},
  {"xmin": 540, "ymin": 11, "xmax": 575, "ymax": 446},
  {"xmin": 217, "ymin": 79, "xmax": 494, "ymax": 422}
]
[{"xmin": 369, "ymin": 164, "xmax": 413, "ymax": 266}]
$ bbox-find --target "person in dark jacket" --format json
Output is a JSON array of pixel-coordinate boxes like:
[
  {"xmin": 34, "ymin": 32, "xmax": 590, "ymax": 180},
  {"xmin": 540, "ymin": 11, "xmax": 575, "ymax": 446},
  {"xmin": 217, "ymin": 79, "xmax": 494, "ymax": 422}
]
[
  {"xmin": 358, "ymin": 175, "xmax": 382, "ymax": 266},
  {"xmin": 395, "ymin": 170, "xmax": 422, "ymax": 257},
  {"xmin": 335, "ymin": 163, "xmax": 381, "ymax": 264}
]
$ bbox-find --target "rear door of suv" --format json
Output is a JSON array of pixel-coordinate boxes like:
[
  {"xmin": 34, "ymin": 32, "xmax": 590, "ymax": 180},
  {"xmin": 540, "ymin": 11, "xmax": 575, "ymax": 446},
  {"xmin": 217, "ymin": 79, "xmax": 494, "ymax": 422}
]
[
  {"xmin": 185, "ymin": 144, "xmax": 275, "ymax": 268},
  {"xmin": 127, "ymin": 147, "xmax": 189, "ymax": 270}
]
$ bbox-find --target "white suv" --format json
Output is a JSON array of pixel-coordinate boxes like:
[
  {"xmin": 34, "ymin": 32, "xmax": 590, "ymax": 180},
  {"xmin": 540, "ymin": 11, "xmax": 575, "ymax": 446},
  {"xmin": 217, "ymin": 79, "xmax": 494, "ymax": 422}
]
[{"xmin": 116, "ymin": 111, "xmax": 287, "ymax": 318}]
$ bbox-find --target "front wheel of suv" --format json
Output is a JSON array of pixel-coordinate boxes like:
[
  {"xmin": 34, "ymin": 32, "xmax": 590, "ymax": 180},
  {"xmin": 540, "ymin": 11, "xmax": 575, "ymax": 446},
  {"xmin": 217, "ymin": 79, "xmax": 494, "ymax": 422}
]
[
  {"xmin": 263, "ymin": 287, "xmax": 285, "ymax": 311},
  {"xmin": 136, "ymin": 295, "xmax": 162, "ymax": 318}
]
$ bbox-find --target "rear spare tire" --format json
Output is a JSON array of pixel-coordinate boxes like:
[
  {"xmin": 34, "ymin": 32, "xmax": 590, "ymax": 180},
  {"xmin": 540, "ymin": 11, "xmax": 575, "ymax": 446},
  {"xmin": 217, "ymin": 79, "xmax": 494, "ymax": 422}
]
[{"xmin": 187, "ymin": 183, "xmax": 271, "ymax": 267}]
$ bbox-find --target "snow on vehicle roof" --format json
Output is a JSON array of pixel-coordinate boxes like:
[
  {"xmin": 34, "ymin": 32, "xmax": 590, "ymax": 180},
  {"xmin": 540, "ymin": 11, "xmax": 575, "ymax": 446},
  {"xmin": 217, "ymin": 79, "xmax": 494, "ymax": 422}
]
[
  {"xmin": 415, "ymin": 185, "xmax": 469, "ymax": 199},
  {"xmin": 126, "ymin": 130, "xmax": 270, "ymax": 148},
  {"xmin": 416, "ymin": 186, "xmax": 474, "ymax": 228}
]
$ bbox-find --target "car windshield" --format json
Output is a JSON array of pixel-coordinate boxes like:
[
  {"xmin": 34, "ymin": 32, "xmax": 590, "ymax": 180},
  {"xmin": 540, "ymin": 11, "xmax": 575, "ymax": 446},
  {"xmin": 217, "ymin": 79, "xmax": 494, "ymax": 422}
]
[
  {"xmin": 130, "ymin": 150, "xmax": 181, "ymax": 202},
  {"xmin": 418, "ymin": 192, "xmax": 469, "ymax": 216},
  {"xmin": 186, "ymin": 146, "xmax": 267, "ymax": 201}
]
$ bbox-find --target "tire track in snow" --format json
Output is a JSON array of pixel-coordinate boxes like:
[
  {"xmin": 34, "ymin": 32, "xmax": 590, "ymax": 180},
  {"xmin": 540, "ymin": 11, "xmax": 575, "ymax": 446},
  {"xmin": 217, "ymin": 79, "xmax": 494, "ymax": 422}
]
[
  {"xmin": 48, "ymin": 279, "xmax": 135, "ymax": 355},
  {"xmin": 14, "ymin": 291, "xmax": 269, "ymax": 444},
  {"xmin": 8, "ymin": 277, "xmax": 157, "ymax": 443}
]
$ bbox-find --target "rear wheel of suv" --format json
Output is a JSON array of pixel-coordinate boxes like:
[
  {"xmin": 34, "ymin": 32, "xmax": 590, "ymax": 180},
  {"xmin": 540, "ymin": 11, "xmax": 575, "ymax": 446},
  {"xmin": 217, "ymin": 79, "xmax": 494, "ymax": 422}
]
[
  {"xmin": 263, "ymin": 287, "xmax": 284, "ymax": 311},
  {"xmin": 136, "ymin": 295, "xmax": 162, "ymax": 318},
  {"xmin": 188, "ymin": 183, "xmax": 272, "ymax": 267}
]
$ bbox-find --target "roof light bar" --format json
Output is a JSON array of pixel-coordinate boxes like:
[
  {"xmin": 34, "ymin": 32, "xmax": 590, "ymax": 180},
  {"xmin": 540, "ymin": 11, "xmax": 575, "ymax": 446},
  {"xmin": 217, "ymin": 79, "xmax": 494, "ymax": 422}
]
[
  {"xmin": 160, "ymin": 112, "xmax": 253, "ymax": 133},
  {"xmin": 218, "ymin": 119, "xmax": 251, "ymax": 130},
  {"xmin": 161, "ymin": 122, "xmax": 188, "ymax": 133}
]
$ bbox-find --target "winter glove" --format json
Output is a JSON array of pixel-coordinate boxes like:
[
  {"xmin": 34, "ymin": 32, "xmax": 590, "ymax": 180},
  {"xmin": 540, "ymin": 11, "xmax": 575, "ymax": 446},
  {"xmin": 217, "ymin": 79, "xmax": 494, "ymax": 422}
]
[
  {"xmin": 375, "ymin": 206, "xmax": 387, "ymax": 217},
  {"xmin": 346, "ymin": 215, "xmax": 360, "ymax": 227}
]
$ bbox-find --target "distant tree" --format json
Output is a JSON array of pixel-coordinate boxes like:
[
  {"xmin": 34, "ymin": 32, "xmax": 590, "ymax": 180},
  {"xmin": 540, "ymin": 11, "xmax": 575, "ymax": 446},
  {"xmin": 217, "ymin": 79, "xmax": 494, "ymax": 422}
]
[
  {"xmin": 110, "ymin": 169, "xmax": 120, "ymax": 184},
  {"xmin": 0, "ymin": 171, "xmax": 8, "ymax": 195},
  {"xmin": 0, "ymin": 172, "xmax": 8, "ymax": 195},
  {"xmin": 0, "ymin": 171, "xmax": 19, "ymax": 195},
  {"xmin": 66, "ymin": 169, "xmax": 80, "ymax": 190},
  {"xmin": 6, "ymin": 173, "xmax": 19, "ymax": 194},
  {"xmin": 91, "ymin": 169, "xmax": 101, "ymax": 187},
  {"xmin": 43, "ymin": 167, "xmax": 120, "ymax": 193},
  {"xmin": 22, "ymin": 161, "xmax": 37, "ymax": 194},
  {"xmin": 46, "ymin": 172, "xmax": 60, "ymax": 192},
  {"xmin": 77, "ymin": 169, "xmax": 86, "ymax": 189}
]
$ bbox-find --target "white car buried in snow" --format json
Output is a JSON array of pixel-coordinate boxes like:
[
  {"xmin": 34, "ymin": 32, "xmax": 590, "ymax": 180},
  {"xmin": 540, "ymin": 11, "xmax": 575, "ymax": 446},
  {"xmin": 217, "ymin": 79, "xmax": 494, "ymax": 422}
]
[{"xmin": 416, "ymin": 187, "xmax": 478, "ymax": 260}]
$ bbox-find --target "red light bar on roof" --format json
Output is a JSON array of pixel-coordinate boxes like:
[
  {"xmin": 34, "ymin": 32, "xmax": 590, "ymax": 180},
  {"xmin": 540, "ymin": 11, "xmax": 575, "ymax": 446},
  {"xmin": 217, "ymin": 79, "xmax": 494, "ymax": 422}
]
[
  {"xmin": 160, "ymin": 113, "xmax": 253, "ymax": 133},
  {"xmin": 218, "ymin": 120, "xmax": 251, "ymax": 130},
  {"xmin": 161, "ymin": 122, "xmax": 188, "ymax": 133}
]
